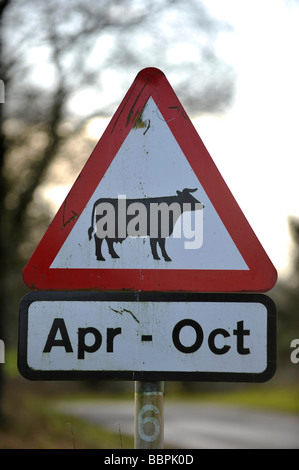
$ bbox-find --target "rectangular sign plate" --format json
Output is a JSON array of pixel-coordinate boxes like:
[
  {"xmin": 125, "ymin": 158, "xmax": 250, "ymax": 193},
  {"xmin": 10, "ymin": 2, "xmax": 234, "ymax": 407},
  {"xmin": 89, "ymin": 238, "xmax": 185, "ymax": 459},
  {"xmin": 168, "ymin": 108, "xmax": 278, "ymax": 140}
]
[{"xmin": 18, "ymin": 292, "xmax": 276, "ymax": 382}]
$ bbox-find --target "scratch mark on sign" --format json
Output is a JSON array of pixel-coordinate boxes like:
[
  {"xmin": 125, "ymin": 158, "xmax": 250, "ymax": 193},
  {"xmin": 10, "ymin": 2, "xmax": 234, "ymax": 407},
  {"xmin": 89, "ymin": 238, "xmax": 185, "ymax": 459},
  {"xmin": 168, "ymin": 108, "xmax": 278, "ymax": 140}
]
[
  {"xmin": 168, "ymin": 105, "xmax": 188, "ymax": 119},
  {"xmin": 111, "ymin": 83, "xmax": 137, "ymax": 134},
  {"xmin": 143, "ymin": 119, "xmax": 151, "ymax": 134},
  {"xmin": 62, "ymin": 196, "xmax": 78, "ymax": 230},
  {"xmin": 126, "ymin": 79, "xmax": 149, "ymax": 127},
  {"xmin": 109, "ymin": 306, "xmax": 139, "ymax": 323}
]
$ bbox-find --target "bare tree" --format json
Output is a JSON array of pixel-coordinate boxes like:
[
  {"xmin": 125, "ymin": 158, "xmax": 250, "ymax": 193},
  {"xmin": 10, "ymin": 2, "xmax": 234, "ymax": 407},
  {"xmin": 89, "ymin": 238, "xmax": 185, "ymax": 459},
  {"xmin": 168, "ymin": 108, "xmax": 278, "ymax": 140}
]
[
  {"xmin": 0, "ymin": 0, "xmax": 12, "ymax": 421},
  {"xmin": 0, "ymin": 0, "xmax": 235, "ymax": 419}
]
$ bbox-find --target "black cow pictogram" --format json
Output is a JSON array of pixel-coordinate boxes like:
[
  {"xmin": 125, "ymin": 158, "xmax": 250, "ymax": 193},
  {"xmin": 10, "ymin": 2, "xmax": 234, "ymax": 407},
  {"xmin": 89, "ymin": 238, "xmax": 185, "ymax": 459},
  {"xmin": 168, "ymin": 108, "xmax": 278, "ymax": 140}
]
[{"xmin": 88, "ymin": 188, "xmax": 204, "ymax": 261}]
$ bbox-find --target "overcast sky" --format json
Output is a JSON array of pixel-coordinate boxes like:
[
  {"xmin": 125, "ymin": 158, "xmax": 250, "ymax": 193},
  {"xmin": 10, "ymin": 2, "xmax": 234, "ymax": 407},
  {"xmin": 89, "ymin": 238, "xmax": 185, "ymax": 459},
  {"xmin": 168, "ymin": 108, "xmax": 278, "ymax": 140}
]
[{"xmin": 195, "ymin": 0, "xmax": 299, "ymax": 279}]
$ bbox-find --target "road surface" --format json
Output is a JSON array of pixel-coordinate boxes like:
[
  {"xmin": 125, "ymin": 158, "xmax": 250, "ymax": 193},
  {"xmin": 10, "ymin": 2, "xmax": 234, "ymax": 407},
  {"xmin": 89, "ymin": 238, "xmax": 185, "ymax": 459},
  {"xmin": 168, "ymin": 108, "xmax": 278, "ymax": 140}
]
[{"xmin": 56, "ymin": 400, "xmax": 299, "ymax": 449}]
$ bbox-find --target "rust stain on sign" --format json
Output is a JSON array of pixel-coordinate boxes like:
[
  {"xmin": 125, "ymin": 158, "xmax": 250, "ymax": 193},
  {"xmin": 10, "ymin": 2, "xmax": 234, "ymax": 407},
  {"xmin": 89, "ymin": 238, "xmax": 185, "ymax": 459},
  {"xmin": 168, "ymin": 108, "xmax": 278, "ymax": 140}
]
[{"xmin": 133, "ymin": 110, "xmax": 151, "ymax": 135}]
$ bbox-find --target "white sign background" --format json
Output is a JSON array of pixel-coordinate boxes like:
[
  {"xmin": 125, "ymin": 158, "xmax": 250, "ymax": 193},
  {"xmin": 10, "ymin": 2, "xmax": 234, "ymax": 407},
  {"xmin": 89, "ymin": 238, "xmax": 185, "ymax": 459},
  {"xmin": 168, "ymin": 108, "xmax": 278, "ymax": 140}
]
[
  {"xmin": 51, "ymin": 97, "xmax": 248, "ymax": 271},
  {"xmin": 26, "ymin": 299, "xmax": 268, "ymax": 375}
]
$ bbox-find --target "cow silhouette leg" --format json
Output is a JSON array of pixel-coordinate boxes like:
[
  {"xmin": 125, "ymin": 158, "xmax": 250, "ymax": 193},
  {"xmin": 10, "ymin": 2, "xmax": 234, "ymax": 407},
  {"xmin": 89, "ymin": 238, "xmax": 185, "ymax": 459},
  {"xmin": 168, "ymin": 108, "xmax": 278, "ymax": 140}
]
[
  {"xmin": 158, "ymin": 238, "xmax": 171, "ymax": 262},
  {"xmin": 94, "ymin": 236, "xmax": 105, "ymax": 261},
  {"xmin": 106, "ymin": 238, "xmax": 120, "ymax": 259},
  {"xmin": 150, "ymin": 238, "xmax": 160, "ymax": 260}
]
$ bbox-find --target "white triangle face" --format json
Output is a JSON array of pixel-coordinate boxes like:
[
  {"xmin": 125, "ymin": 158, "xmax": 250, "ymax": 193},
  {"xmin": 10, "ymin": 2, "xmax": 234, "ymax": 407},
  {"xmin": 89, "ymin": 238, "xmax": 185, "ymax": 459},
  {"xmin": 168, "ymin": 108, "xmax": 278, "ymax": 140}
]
[{"xmin": 51, "ymin": 97, "xmax": 248, "ymax": 271}]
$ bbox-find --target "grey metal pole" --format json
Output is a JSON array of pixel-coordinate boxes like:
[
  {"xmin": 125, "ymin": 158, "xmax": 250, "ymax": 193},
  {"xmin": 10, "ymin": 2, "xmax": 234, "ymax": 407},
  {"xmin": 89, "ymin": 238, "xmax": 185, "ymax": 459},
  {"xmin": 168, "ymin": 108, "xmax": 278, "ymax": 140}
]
[{"xmin": 134, "ymin": 381, "xmax": 164, "ymax": 449}]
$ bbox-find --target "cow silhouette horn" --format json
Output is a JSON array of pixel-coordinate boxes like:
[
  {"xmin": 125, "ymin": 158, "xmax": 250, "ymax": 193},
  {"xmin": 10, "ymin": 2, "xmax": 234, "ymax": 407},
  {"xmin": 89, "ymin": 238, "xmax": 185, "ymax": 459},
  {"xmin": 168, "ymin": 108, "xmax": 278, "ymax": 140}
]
[{"xmin": 183, "ymin": 188, "xmax": 197, "ymax": 193}]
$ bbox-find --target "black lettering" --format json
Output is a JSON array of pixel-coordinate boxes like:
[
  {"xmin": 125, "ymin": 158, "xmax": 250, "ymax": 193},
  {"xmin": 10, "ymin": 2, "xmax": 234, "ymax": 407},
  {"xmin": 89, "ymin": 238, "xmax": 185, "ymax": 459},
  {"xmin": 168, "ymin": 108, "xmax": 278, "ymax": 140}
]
[
  {"xmin": 106, "ymin": 327, "xmax": 122, "ymax": 352},
  {"xmin": 43, "ymin": 318, "xmax": 73, "ymax": 353},
  {"xmin": 78, "ymin": 327, "xmax": 102, "ymax": 359},
  {"xmin": 172, "ymin": 319, "xmax": 203, "ymax": 353},
  {"xmin": 208, "ymin": 328, "xmax": 231, "ymax": 355},
  {"xmin": 233, "ymin": 320, "xmax": 250, "ymax": 355}
]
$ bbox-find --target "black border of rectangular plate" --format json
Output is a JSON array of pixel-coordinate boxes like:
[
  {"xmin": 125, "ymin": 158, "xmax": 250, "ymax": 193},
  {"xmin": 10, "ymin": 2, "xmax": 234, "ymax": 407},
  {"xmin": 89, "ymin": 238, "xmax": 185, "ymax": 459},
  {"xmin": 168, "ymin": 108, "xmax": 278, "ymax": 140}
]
[{"xmin": 18, "ymin": 291, "xmax": 276, "ymax": 382}]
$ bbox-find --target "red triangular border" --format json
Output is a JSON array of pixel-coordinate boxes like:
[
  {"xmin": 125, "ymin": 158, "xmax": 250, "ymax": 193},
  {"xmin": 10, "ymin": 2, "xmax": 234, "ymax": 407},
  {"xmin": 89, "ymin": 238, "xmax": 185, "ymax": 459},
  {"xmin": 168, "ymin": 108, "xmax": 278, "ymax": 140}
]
[{"xmin": 23, "ymin": 68, "xmax": 277, "ymax": 292}]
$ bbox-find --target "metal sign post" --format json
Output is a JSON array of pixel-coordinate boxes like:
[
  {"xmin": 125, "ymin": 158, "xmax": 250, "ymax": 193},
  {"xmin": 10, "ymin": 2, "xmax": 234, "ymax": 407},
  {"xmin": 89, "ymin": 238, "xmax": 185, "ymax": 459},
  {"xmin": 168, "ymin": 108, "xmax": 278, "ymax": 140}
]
[{"xmin": 134, "ymin": 381, "xmax": 164, "ymax": 449}]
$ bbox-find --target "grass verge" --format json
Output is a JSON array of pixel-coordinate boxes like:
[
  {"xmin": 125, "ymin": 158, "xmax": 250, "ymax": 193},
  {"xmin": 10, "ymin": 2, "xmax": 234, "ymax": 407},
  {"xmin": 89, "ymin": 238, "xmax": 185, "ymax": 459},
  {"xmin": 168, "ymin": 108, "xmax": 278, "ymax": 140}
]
[
  {"xmin": 0, "ymin": 375, "xmax": 298, "ymax": 449},
  {"xmin": 175, "ymin": 384, "xmax": 299, "ymax": 414},
  {"xmin": 0, "ymin": 378, "xmax": 134, "ymax": 449}
]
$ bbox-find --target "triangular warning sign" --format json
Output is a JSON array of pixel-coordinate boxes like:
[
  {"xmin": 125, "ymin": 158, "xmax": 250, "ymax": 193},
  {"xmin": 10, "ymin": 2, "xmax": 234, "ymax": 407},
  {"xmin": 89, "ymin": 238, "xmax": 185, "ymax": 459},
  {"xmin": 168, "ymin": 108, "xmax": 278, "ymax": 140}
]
[{"xmin": 23, "ymin": 68, "xmax": 277, "ymax": 292}]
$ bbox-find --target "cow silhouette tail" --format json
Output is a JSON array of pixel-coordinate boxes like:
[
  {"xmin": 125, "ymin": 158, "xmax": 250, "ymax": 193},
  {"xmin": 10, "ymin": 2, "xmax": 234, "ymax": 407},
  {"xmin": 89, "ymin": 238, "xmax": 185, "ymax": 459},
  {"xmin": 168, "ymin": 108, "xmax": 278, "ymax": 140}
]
[
  {"xmin": 88, "ymin": 225, "xmax": 94, "ymax": 240},
  {"xmin": 88, "ymin": 201, "xmax": 97, "ymax": 240}
]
